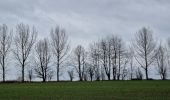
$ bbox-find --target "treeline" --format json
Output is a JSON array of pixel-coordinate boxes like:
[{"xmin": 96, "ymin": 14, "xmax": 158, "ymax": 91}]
[{"xmin": 0, "ymin": 23, "xmax": 169, "ymax": 82}]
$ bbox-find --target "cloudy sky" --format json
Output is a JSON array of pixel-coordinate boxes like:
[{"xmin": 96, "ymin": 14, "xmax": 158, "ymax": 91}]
[
  {"xmin": 0, "ymin": 0, "xmax": 170, "ymax": 48},
  {"xmin": 0, "ymin": 0, "xmax": 170, "ymax": 80}
]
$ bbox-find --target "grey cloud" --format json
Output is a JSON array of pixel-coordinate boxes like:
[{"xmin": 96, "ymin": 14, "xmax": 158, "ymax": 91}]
[{"xmin": 0, "ymin": 0, "xmax": 170, "ymax": 47}]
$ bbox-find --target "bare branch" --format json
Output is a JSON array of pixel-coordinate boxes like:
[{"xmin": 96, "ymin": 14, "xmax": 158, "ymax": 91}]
[{"xmin": 13, "ymin": 23, "xmax": 37, "ymax": 82}]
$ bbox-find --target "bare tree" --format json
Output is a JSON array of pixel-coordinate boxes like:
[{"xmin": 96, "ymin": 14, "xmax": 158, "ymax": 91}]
[
  {"xmin": 34, "ymin": 39, "xmax": 51, "ymax": 82},
  {"xmin": 89, "ymin": 42, "xmax": 100, "ymax": 81},
  {"xmin": 117, "ymin": 37, "xmax": 125, "ymax": 80},
  {"xmin": 27, "ymin": 68, "xmax": 34, "ymax": 82},
  {"xmin": 128, "ymin": 46, "xmax": 134, "ymax": 80},
  {"xmin": 121, "ymin": 53, "xmax": 129, "ymax": 80},
  {"xmin": 47, "ymin": 70, "xmax": 54, "ymax": 81},
  {"xmin": 99, "ymin": 39, "xmax": 111, "ymax": 80},
  {"xmin": 107, "ymin": 38, "xmax": 112, "ymax": 80},
  {"xmin": 94, "ymin": 67, "xmax": 101, "ymax": 81},
  {"xmin": 133, "ymin": 27, "xmax": 156, "ymax": 80},
  {"xmin": 13, "ymin": 23, "xmax": 37, "ymax": 82},
  {"xmin": 87, "ymin": 64, "xmax": 95, "ymax": 82},
  {"xmin": 110, "ymin": 35, "xmax": 119, "ymax": 80},
  {"xmin": 155, "ymin": 44, "xmax": 168, "ymax": 80},
  {"xmin": 83, "ymin": 68, "xmax": 88, "ymax": 81},
  {"xmin": 0, "ymin": 24, "xmax": 12, "ymax": 82},
  {"xmin": 73, "ymin": 45, "xmax": 86, "ymax": 81},
  {"xmin": 50, "ymin": 26, "xmax": 69, "ymax": 82},
  {"xmin": 135, "ymin": 67, "xmax": 143, "ymax": 80},
  {"xmin": 101, "ymin": 68, "xmax": 106, "ymax": 81},
  {"xmin": 67, "ymin": 69, "xmax": 74, "ymax": 82}
]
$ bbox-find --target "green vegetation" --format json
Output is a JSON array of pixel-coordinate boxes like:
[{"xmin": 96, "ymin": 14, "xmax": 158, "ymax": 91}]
[{"xmin": 0, "ymin": 81, "xmax": 170, "ymax": 100}]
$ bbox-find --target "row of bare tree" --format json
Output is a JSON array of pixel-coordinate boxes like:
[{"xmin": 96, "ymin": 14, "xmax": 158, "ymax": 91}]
[
  {"xmin": 68, "ymin": 27, "xmax": 170, "ymax": 81},
  {"xmin": 0, "ymin": 23, "xmax": 69, "ymax": 82},
  {"xmin": 0, "ymin": 23, "xmax": 169, "ymax": 82}
]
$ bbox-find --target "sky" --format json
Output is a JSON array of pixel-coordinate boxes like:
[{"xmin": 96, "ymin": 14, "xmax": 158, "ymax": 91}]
[
  {"xmin": 0, "ymin": 0, "xmax": 170, "ymax": 47},
  {"xmin": 0, "ymin": 0, "xmax": 170, "ymax": 80}
]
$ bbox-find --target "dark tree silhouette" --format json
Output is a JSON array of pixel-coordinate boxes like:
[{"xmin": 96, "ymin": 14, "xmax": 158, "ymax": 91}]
[
  {"xmin": 88, "ymin": 65, "xmax": 95, "ymax": 81},
  {"xmin": 155, "ymin": 44, "xmax": 168, "ymax": 80},
  {"xmin": 27, "ymin": 68, "xmax": 34, "ymax": 82},
  {"xmin": 128, "ymin": 46, "xmax": 134, "ymax": 80},
  {"xmin": 47, "ymin": 70, "xmax": 54, "ymax": 81},
  {"xmin": 34, "ymin": 39, "xmax": 51, "ymax": 82},
  {"xmin": 99, "ymin": 39, "xmax": 111, "ymax": 80},
  {"xmin": 89, "ymin": 42, "xmax": 100, "ymax": 81},
  {"xmin": 13, "ymin": 23, "xmax": 37, "ymax": 82},
  {"xmin": 135, "ymin": 67, "xmax": 143, "ymax": 80},
  {"xmin": 50, "ymin": 26, "xmax": 69, "ymax": 82},
  {"xmin": 117, "ymin": 37, "xmax": 125, "ymax": 80},
  {"xmin": 110, "ymin": 35, "xmax": 119, "ymax": 80},
  {"xmin": 0, "ymin": 24, "xmax": 12, "ymax": 82},
  {"xmin": 133, "ymin": 27, "xmax": 156, "ymax": 80},
  {"xmin": 73, "ymin": 45, "xmax": 86, "ymax": 81},
  {"xmin": 67, "ymin": 69, "xmax": 74, "ymax": 82}
]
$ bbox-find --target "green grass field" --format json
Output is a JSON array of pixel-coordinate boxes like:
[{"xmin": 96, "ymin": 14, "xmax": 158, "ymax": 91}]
[{"xmin": 0, "ymin": 81, "xmax": 170, "ymax": 100}]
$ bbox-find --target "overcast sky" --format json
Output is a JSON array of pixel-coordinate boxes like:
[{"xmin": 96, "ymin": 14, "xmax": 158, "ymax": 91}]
[
  {"xmin": 0, "ymin": 0, "xmax": 170, "ymax": 48},
  {"xmin": 0, "ymin": 0, "xmax": 170, "ymax": 80}
]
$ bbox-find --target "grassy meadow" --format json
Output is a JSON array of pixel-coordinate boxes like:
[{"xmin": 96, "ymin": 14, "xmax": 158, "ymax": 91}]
[{"xmin": 0, "ymin": 81, "xmax": 170, "ymax": 100}]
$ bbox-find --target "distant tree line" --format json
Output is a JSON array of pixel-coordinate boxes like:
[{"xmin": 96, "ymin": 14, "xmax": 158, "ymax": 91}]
[{"xmin": 0, "ymin": 23, "xmax": 169, "ymax": 82}]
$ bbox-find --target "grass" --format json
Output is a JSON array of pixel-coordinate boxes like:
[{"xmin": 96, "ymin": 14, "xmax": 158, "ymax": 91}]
[{"xmin": 0, "ymin": 81, "xmax": 170, "ymax": 100}]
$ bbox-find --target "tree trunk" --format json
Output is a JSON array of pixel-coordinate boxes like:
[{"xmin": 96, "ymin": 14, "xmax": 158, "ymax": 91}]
[
  {"xmin": 113, "ymin": 52, "xmax": 117, "ymax": 80},
  {"xmin": 130, "ymin": 62, "xmax": 133, "ymax": 80},
  {"xmin": 57, "ymin": 65, "xmax": 59, "ymax": 82},
  {"xmin": 145, "ymin": 68, "xmax": 148, "ymax": 80},
  {"xmin": 2, "ymin": 55, "xmax": 5, "ymax": 82},
  {"xmin": 78, "ymin": 56, "xmax": 82, "ymax": 81},
  {"xmin": 2, "ymin": 66, "xmax": 5, "ymax": 82},
  {"xmin": 108, "ymin": 74, "xmax": 110, "ymax": 80},
  {"xmin": 43, "ymin": 77, "xmax": 46, "ymax": 82},
  {"xmin": 118, "ymin": 57, "xmax": 121, "ymax": 80},
  {"xmin": 90, "ymin": 76, "xmax": 93, "ymax": 82},
  {"xmin": 57, "ymin": 52, "xmax": 60, "ymax": 82},
  {"xmin": 22, "ymin": 64, "xmax": 24, "ymax": 82}
]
